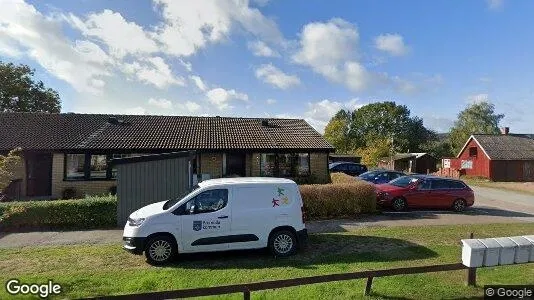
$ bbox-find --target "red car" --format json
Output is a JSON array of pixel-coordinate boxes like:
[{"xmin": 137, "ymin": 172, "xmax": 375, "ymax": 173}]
[{"xmin": 375, "ymin": 175, "xmax": 475, "ymax": 212}]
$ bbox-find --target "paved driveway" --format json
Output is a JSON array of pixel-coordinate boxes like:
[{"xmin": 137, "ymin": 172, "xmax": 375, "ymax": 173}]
[{"xmin": 1, "ymin": 186, "xmax": 533, "ymax": 248}]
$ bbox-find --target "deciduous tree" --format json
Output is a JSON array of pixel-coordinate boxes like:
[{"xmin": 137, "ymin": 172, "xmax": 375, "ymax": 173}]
[
  {"xmin": 0, "ymin": 148, "xmax": 23, "ymax": 192},
  {"xmin": 449, "ymin": 102, "xmax": 504, "ymax": 155},
  {"xmin": 0, "ymin": 61, "xmax": 61, "ymax": 113}
]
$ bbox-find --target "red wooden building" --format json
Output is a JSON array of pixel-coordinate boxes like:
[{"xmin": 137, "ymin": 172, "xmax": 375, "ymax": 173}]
[{"xmin": 452, "ymin": 130, "xmax": 534, "ymax": 181}]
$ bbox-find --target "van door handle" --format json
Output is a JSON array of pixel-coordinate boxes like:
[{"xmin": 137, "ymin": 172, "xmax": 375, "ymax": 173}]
[{"xmin": 218, "ymin": 216, "xmax": 228, "ymax": 219}]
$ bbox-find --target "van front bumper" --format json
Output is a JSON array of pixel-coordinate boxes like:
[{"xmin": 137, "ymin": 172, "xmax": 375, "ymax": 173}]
[
  {"xmin": 297, "ymin": 229, "xmax": 308, "ymax": 249},
  {"xmin": 123, "ymin": 237, "xmax": 146, "ymax": 255}
]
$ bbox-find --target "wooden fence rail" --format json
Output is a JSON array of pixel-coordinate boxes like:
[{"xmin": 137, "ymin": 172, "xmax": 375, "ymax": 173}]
[{"xmin": 88, "ymin": 263, "xmax": 469, "ymax": 300}]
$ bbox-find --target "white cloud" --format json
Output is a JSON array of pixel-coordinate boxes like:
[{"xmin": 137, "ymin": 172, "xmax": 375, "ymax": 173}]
[
  {"xmin": 292, "ymin": 18, "xmax": 372, "ymax": 91},
  {"xmin": 68, "ymin": 9, "xmax": 159, "ymax": 59},
  {"xmin": 255, "ymin": 64, "xmax": 300, "ymax": 89},
  {"xmin": 487, "ymin": 0, "xmax": 504, "ymax": 10},
  {"xmin": 304, "ymin": 98, "xmax": 365, "ymax": 133},
  {"xmin": 184, "ymin": 101, "xmax": 201, "ymax": 113},
  {"xmin": 423, "ymin": 115, "xmax": 454, "ymax": 132},
  {"xmin": 266, "ymin": 99, "xmax": 277, "ymax": 104},
  {"xmin": 0, "ymin": 0, "xmax": 112, "ymax": 94},
  {"xmin": 148, "ymin": 97, "xmax": 173, "ymax": 109},
  {"xmin": 374, "ymin": 34, "xmax": 409, "ymax": 56},
  {"xmin": 152, "ymin": 0, "xmax": 283, "ymax": 57},
  {"xmin": 123, "ymin": 56, "xmax": 185, "ymax": 88},
  {"xmin": 0, "ymin": 39, "xmax": 23, "ymax": 57},
  {"xmin": 179, "ymin": 59, "xmax": 192, "ymax": 72},
  {"xmin": 247, "ymin": 40, "xmax": 279, "ymax": 57},
  {"xmin": 206, "ymin": 87, "xmax": 248, "ymax": 110},
  {"xmin": 466, "ymin": 93, "xmax": 490, "ymax": 104},
  {"xmin": 124, "ymin": 106, "xmax": 147, "ymax": 115},
  {"xmin": 190, "ymin": 75, "xmax": 207, "ymax": 91}
]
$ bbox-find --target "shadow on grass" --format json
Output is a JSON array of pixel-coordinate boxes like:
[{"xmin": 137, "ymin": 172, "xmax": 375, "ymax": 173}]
[{"xmin": 165, "ymin": 234, "xmax": 438, "ymax": 270}]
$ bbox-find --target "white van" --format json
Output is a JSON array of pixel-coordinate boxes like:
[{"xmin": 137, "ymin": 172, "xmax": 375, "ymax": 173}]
[{"xmin": 123, "ymin": 177, "xmax": 308, "ymax": 264}]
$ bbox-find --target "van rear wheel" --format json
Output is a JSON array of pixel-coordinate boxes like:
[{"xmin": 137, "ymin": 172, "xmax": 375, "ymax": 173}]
[
  {"xmin": 144, "ymin": 235, "xmax": 177, "ymax": 265},
  {"xmin": 269, "ymin": 230, "xmax": 297, "ymax": 257}
]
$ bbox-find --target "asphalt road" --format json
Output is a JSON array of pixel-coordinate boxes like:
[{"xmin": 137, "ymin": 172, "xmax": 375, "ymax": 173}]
[{"xmin": 1, "ymin": 186, "xmax": 533, "ymax": 248}]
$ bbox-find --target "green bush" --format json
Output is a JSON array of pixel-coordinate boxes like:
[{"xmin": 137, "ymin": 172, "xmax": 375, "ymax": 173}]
[
  {"xmin": 300, "ymin": 181, "xmax": 376, "ymax": 219},
  {"xmin": 0, "ymin": 195, "xmax": 117, "ymax": 231}
]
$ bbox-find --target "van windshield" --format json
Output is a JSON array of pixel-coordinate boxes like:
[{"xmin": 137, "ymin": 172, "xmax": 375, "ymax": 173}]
[{"xmin": 162, "ymin": 184, "xmax": 200, "ymax": 210}]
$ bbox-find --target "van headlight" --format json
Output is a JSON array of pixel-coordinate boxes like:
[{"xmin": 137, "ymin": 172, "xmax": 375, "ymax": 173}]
[{"xmin": 128, "ymin": 217, "xmax": 145, "ymax": 227}]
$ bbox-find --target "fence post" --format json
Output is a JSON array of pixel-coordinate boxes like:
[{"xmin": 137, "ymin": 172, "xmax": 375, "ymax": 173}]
[
  {"xmin": 243, "ymin": 289, "xmax": 251, "ymax": 300},
  {"xmin": 466, "ymin": 232, "xmax": 477, "ymax": 287},
  {"xmin": 364, "ymin": 276, "xmax": 373, "ymax": 296}
]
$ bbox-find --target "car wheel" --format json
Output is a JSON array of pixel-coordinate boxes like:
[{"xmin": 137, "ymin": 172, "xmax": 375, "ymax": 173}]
[
  {"xmin": 452, "ymin": 199, "xmax": 467, "ymax": 212},
  {"xmin": 392, "ymin": 197, "xmax": 407, "ymax": 212},
  {"xmin": 145, "ymin": 235, "xmax": 177, "ymax": 265},
  {"xmin": 269, "ymin": 230, "xmax": 297, "ymax": 257}
]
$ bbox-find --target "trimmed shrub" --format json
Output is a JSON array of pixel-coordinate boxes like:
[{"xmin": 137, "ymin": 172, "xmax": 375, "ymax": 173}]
[
  {"xmin": 300, "ymin": 181, "xmax": 376, "ymax": 219},
  {"xmin": 330, "ymin": 172, "xmax": 361, "ymax": 184},
  {"xmin": 0, "ymin": 195, "xmax": 117, "ymax": 231}
]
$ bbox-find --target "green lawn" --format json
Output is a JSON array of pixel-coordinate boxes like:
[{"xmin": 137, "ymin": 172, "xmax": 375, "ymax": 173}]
[{"xmin": 1, "ymin": 223, "xmax": 533, "ymax": 299}]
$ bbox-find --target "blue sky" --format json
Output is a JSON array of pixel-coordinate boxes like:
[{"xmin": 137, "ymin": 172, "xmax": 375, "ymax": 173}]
[{"xmin": 1, "ymin": 0, "xmax": 533, "ymax": 133}]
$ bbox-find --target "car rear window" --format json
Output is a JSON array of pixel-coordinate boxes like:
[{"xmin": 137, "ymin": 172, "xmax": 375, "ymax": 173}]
[{"xmin": 449, "ymin": 180, "xmax": 466, "ymax": 189}]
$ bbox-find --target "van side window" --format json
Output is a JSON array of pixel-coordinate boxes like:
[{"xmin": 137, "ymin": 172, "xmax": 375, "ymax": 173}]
[{"xmin": 188, "ymin": 189, "xmax": 229, "ymax": 214}]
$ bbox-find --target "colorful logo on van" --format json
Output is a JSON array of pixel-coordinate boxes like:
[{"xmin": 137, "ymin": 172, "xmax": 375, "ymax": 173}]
[
  {"xmin": 272, "ymin": 187, "xmax": 291, "ymax": 207},
  {"xmin": 193, "ymin": 221, "xmax": 202, "ymax": 231}
]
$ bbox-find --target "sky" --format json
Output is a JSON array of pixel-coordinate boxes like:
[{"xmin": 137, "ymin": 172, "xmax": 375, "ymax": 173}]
[{"xmin": 1, "ymin": 0, "xmax": 533, "ymax": 134}]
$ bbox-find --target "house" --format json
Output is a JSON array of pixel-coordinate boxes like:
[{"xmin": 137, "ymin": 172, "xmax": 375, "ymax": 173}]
[
  {"xmin": 451, "ymin": 128, "xmax": 534, "ymax": 181},
  {"xmin": 378, "ymin": 153, "xmax": 438, "ymax": 174},
  {"xmin": 0, "ymin": 112, "xmax": 334, "ymax": 200}
]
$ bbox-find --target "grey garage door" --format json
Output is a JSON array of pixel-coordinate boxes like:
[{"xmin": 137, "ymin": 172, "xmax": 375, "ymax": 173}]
[{"xmin": 113, "ymin": 151, "xmax": 194, "ymax": 226}]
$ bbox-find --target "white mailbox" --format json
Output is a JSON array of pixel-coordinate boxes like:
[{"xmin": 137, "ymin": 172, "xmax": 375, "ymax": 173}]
[
  {"xmin": 461, "ymin": 239, "xmax": 486, "ymax": 267},
  {"xmin": 493, "ymin": 237, "xmax": 516, "ymax": 265},
  {"xmin": 509, "ymin": 236, "xmax": 532, "ymax": 263},
  {"xmin": 478, "ymin": 238, "xmax": 501, "ymax": 266},
  {"xmin": 523, "ymin": 235, "xmax": 534, "ymax": 262}
]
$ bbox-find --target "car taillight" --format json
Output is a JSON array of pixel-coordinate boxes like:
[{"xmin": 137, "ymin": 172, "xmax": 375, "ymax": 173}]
[{"xmin": 301, "ymin": 206, "xmax": 306, "ymax": 223}]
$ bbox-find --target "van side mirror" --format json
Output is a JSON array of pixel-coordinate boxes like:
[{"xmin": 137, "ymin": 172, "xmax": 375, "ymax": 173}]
[{"xmin": 189, "ymin": 205, "xmax": 196, "ymax": 215}]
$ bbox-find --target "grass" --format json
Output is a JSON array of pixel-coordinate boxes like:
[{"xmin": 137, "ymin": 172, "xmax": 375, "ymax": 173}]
[
  {"xmin": 462, "ymin": 177, "xmax": 534, "ymax": 196},
  {"xmin": 1, "ymin": 223, "xmax": 533, "ymax": 299}
]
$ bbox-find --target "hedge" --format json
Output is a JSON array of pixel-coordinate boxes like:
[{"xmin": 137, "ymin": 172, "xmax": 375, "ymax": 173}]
[
  {"xmin": 0, "ymin": 195, "xmax": 117, "ymax": 231},
  {"xmin": 300, "ymin": 180, "xmax": 376, "ymax": 219},
  {"xmin": 0, "ymin": 175, "xmax": 376, "ymax": 230}
]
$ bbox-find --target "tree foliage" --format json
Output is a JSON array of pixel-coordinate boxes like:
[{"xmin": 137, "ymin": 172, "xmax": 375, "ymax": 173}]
[
  {"xmin": 449, "ymin": 102, "xmax": 504, "ymax": 155},
  {"xmin": 0, "ymin": 148, "xmax": 23, "ymax": 192},
  {"xmin": 348, "ymin": 101, "xmax": 434, "ymax": 153},
  {"xmin": 323, "ymin": 109, "xmax": 352, "ymax": 153},
  {"xmin": 356, "ymin": 138, "xmax": 392, "ymax": 167},
  {"xmin": 0, "ymin": 61, "xmax": 61, "ymax": 113}
]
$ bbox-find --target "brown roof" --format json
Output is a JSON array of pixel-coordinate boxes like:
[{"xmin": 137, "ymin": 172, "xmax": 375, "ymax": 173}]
[
  {"xmin": 471, "ymin": 134, "xmax": 534, "ymax": 160},
  {"xmin": 0, "ymin": 112, "xmax": 334, "ymax": 151}
]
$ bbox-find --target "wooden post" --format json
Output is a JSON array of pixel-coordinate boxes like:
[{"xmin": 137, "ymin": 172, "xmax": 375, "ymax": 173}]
[
  {"xmin": 466, "ymin": 232, "xmax": 477, "ymax": 287},
  {"xmin": 364, "ymin": 276, "xmax": 373, "ymax": 296},
  {"xmin": 243, "ymin": 289, "xmax": 251, "ymax": 300}
]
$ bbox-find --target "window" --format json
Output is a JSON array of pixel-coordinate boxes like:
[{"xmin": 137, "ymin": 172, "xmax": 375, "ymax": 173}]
[
  {"xmin": 278, "ymin": 153, "xmax": 292, "ymax": 176},
  {"xmin": 449, "ymin": 180, "xmax": 466, "ymax": 189},
  {"xmin": 186, "ymin": 189, "xmax": 228, "ymax": 214},
  {"xmin": 432, "ymin": 180, "xmax": 449, "ymax": 189},
  {"xmin": 65, "ymin": 154, "xmax": 85, "ymax": 179},
  {"xmin": 418, "ymin": 180, "xmax": 432, "ymax": 190},
  {"xmin": 90, "ymin": 155, "xmax": 107, "ymax": 179},
  {"xmin": 348, "ymin": 164, "xmax": 360, "ymax": 172},
  {"xmin": 388, "ymin": 172, "xmax": 403, "ymax": 181},
  {"xmin": 260, "ymin": 153, "xmax": 276, "ymax": 176},
  {"xmin": 296, "ymin": 153, "xmax": 310, "ymax": 176},
  {"xmin": 469, "ymin": 147, "xmax": 477, "ymax": 157}
]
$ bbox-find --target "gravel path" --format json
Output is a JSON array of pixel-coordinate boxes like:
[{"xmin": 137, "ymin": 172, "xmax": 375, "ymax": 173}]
[{"xmin": 1, "ymin": 186, "xmax": 533, "ymax": 249}]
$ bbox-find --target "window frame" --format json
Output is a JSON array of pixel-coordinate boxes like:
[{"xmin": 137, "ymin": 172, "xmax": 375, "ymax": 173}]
[
  {"xmin": 260, "ymin": 152, "xmax": 311, "ymax": 178},
  {"xmin": 181, "ymin": 189, "xmax": 229, "ymax": 215},
  {"xmin": 63, "ymin": 152, "xmax": 146, "ymax": 181},
  {"xmin": 468, "ymin": 147, "xmax": 478, "ymax": 158}
]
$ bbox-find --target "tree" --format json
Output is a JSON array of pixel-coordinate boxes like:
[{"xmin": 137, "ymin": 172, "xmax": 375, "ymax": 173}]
[
  {"xmin": 356, "ymin": 138, "xmax": 392, "ymax": 167},
  {"xmin": 323, "ymin": 109, "xmax": 352, "ymax": 153},
  {"xmin": 0, "ymin": 148, "xmax": 23, "ymax": 192},
  {"xmin": 449, "ymin": 102, "xmax": 504, "ymax": 155},
  {"xmin": 0, "ymin": 61, "xmax": 61, "ymax": 113},
  {"xmin": 348, "ymin": 101, "xmax": 434, "ymax": 153}
]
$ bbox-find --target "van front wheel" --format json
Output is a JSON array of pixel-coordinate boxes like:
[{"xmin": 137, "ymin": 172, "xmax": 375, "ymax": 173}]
[
  {"xmin": 145, "ymin": 235, "xmax": 177, "ymax": 265},
  {"xmin": 269, "ymin": 230, "xmax": 297, "ymax": 257}
]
